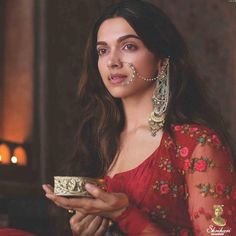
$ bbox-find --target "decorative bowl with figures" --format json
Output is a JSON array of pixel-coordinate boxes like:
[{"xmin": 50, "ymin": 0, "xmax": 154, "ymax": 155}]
[{"xmin": 54, "ymin": 176, "xmax": 106, "ymax": 197}]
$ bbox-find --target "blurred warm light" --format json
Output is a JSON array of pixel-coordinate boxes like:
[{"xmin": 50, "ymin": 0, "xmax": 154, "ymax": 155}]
[
  {"xmin": 0, "ymin": 144, "xmax": 11, "ymax": 164},
  {"xmin": 11, "ymin": 156, "xmax": 18, "ymax": 164},
  {"xmin": 13, "ymin": 146, "xmax": 27, "ymax": 166},
  {"xmin": 1, "ymin": 0, "xmax": 33, "ymax": 143}
]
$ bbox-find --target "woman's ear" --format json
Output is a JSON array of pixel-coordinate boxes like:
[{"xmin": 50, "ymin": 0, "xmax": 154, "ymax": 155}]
[{"xmin": 156, "ymin": 58, "xmax": 168, "ymax": 72}]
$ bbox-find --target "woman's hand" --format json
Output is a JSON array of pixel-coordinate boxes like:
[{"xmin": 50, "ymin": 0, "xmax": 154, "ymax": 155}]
[
  {"xmin": 42, "ymin": 183, "xmax": 129, "ymax": 219},
  {"xmin": 70, "ymin": 211, "xmax": 109, "ymax": 236}
]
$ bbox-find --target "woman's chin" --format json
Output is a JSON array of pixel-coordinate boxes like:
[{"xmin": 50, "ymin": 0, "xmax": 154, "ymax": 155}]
[
  {"xmin": 109, "ymin": 91, "xmax": 127, "ymax": 99},
  {"xmin": 105, "ymin": 86, "xmax": 130, "ymax": 99}
]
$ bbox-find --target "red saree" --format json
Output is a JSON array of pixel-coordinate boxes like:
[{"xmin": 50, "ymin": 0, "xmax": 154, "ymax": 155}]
[{"xmin": 105, "ymin": 124, "xmax": 236, "ymax": 235}]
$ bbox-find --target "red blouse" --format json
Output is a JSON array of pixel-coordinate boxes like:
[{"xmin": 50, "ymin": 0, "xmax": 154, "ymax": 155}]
[{"xmin": 105, "ymin": 124, "xmax": 236, "ymax": 236}]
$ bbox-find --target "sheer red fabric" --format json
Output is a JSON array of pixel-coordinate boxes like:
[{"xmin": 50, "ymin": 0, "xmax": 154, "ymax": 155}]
[{"xmin": 105, "ymin": 124, "xmax": 236, "ymax": 236}]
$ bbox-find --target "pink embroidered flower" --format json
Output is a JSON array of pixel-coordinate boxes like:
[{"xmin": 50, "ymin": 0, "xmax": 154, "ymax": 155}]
[
  {"xmin": 198, "ymin": 207, "xmax": 205, "ymax": 214},
  {"xmin": 180, "ymin": 147, "xmax": 189, "ymax": 157},
  {"xmin": 160, "ymin": 184, "xmax": 170, "ymax": 194},
  {"xmin": 184, "ymin": 159, "xmax": 191, "ymax": 171},
  {"xmin": 174, "ymin": 125, "xmax": 182, "ymax": 131},
  {"xmin": 194, "ymin": 159, "xmax": 207, "ymax": 172},
  {"xmin": 193, "ymin": 211, "xmax": 199, "ymax": 219},
  {"xmin": 180, "ymin": 228, "xmax": 189, "ymax": 236},
  {"xmin": 212, "ymin": 134, "xmax": 221, "ymax": 146},
  {"xmin": 215, "ymin": 183, "xmax": 226, "ymax": 195},
  {"xmin": 189, "ymin": 127, "xmax": 198, "ymax": 132}
]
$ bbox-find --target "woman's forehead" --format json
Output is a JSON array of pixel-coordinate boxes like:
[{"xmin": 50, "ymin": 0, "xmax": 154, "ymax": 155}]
[{"xmin": 97, "ymin": 17, "xmax": 137, "ymax": 42}]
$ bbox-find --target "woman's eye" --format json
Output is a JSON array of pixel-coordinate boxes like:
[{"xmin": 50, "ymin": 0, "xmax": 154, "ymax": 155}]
[
  {"xmin": 97, "ymin": 48, "xmax": 108, "ymax": 56},
  {"xmin": 123, "ymin": 44, "xmax": 137, "ymax": 51}
]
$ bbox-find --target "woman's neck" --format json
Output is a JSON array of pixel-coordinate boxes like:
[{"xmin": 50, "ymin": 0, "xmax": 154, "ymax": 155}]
[{"xmin": 121, "ymin": 89, "xmax": 154, "ymax": 133}]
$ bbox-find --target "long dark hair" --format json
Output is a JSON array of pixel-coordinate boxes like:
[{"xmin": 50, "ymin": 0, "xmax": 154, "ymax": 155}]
[{"xmin": 68, "ymin": 0, "xmax": 233, "ymax": 177}]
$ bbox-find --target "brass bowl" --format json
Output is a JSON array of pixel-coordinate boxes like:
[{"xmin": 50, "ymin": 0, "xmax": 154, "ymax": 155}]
[{"xmin": 54, "ymin": 176, "xmax": 106, "ymax": 197}]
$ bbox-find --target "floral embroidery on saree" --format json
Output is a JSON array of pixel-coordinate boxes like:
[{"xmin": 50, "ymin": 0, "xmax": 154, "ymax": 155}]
[
  {"xmin": 158, "ymin": 157, "xmax": 174, "ymax": 173},
  {"xmin": 183, "ymin": 157, "xmax": 215, "ymax": 172},
  {"xmin": 196, "ymin": 183, "xmax": 236, "ymax": 199},
  {"xmin": 173, "ymin": 124, "xmax": 225, "ymax": 149},
  {"xmin": 150, "ymin": 205, "xmax": 168, "ymax": 220},
  {"xmin": 191, "ymin": 207, "xmax": 212, "ymax": 221},
  {"xmin": 153, "ymin": 180, "xmax": 185, "ymax": 197}
]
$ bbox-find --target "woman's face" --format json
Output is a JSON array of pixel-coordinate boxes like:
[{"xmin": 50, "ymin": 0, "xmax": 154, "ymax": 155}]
[
  {"xmin": 96, "ymin": 17, "xmax": 161, "ymax": 99},
  {"xmin": 215, "ymin": 207, "xmax": 223, "ymax": 217}
]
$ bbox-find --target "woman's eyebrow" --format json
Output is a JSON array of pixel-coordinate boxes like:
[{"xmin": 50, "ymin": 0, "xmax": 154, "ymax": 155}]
[{"xmin": 96, "ymin": 34, "xmax": 141, "ymax": 46}]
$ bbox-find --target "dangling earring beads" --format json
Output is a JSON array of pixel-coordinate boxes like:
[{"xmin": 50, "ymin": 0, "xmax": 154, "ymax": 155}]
[{"xmin": 148, "ymin": 59, "xmax": 170, "ymax": 136}]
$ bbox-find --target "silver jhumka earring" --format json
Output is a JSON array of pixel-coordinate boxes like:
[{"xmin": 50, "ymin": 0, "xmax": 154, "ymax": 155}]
[{"xmin": 148, "ymin": 59, "xmax": 170, "ymax": 136}]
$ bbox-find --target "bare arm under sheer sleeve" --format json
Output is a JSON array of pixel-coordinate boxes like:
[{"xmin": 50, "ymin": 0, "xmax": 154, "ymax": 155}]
[{"xmin": 185, "ymin": 136, "xmax": 236, "ymax": 235}]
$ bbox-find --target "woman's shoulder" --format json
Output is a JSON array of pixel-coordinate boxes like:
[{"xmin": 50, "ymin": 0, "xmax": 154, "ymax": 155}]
[
  {"xmin": 172, "ymin": 123, "xmax": 216, "ymax": 134},
  {"xmin": 172, "ymin": 123, "xmax": 219, "ymax": 137},
  {"xmin": 168, "ymin": 124, "xmax": 230, "ymax": 168},
  {"xmin": 170, "ymin": 123, "xmax": 223, "ymax": 148}
]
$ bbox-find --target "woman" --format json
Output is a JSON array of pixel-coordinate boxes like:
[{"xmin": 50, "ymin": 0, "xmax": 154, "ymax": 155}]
[{"xmin": 43, "ymin": 0, "xmax": 236, "ymax": 235}]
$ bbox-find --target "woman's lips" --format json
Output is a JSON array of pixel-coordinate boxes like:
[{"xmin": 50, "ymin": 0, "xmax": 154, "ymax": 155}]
[{"xmin": 109, "ymin": 74, "xmax": 127, "ymax": 84}]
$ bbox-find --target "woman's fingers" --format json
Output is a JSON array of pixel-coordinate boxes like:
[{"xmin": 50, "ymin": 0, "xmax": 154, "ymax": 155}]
[
  {"xmin": 85, "ymin": 183, "xmax": 111, "ymax": 202},
  {"xmin": 94, "ymin": 218, "xmax": 109, "ymax": 236},
  {"xmin": 70, "ymin": 211, "xmax": 86, "ymax": 226},
  {"xmin": 70, "ymin": 214, "xmax": 94, "ymax": 234},
  {"xmin": 42, "ymin": 184, "xmax": 54, "ymax": 194},
  {"xmin": 85, "ymin": 184, "xmax": 129, "ymax": 208},
  {"xmin": 44, "ymin": 191, "xmax": 102, "ymax": 213},
  {"xmin": 86, "ymin": 216, "xmax": 103, "ymax": 233},
  {"xmin": 70, "ymin": 214, "xmax": 105, "ymax": 236}
]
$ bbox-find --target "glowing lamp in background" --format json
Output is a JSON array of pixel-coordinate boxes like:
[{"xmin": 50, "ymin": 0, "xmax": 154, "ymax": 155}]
[
  {"xmin": 13, "ymin": 146, "xmax": 27, "ymax": 166},
  {"xmin": 11, "ymin": 155, "xmax": 18, "ymax": 164},
  {"xmin": 0, "ymin": 143, "xmax": 11, "ymax": 164}
]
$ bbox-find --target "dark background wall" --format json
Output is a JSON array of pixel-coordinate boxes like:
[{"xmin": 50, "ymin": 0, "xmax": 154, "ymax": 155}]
[{"xmin": 0, "ymin": 1, "xmax": 4, "ymax": 127}]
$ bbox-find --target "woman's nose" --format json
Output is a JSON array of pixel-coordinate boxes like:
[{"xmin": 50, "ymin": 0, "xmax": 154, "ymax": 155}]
[{"xmin": 107, "ymin": 52, "xmax": 122, "ymax": 69}]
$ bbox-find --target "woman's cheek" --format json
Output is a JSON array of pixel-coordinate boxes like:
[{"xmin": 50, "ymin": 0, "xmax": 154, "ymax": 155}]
[
  {"xmin": 98, "ymin": 65, "xmax": 108, "ymax": 86},
  {"xmin": 97, "ymin": 62, "xmax": 104, "ymax": 78},
  {"xmin": 98, "ymin": 57, "xmax": 107, "ymax": 70}
]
